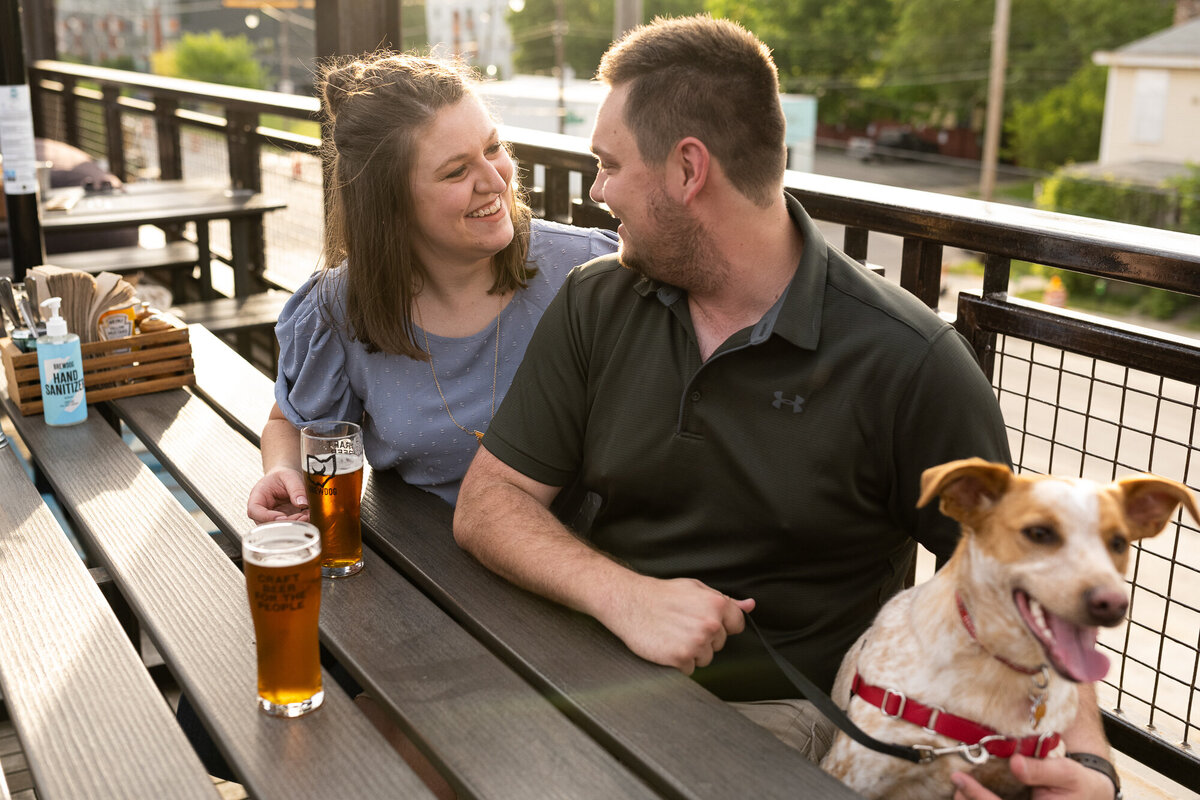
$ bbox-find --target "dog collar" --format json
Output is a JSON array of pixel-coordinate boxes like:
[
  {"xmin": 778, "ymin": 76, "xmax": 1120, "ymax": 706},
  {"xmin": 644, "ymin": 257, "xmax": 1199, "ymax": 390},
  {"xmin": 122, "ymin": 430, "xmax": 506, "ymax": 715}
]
[
  {"xmin": 956, "ymin": 593, "xmax": 1044, "ymax": 676},
  {"xmin": 850, "ymin": 672, "xmax": 1062, "ymax": 761}
]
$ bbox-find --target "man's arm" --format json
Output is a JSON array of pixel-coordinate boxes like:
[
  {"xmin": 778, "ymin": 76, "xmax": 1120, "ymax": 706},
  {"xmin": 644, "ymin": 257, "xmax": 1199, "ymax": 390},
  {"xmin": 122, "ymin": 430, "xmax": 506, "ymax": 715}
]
[{"xmin": 454, "ymin": 446, "xmax": 754, "ymax": 674}]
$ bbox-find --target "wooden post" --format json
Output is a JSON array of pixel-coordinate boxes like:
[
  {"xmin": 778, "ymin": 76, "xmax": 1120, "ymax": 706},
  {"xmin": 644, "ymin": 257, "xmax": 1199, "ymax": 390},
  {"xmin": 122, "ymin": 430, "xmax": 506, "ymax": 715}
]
[
  {"xmin": 1, "ymin": 0, "xmax": 46, "ymax": 280},
  {"xmin": 102, "ymin": 85, "xmax": 126, "ymax": 181},
  {"xmin": 314, "ymin": 0, "xmax": 402, "ymax": 61}
]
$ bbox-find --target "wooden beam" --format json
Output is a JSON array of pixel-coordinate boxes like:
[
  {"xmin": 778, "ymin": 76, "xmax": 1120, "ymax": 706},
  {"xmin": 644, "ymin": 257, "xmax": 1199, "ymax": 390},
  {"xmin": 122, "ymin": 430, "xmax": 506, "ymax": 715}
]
[{"xmin": 314, "ymin": 0, "xmax": 401, "ymax": 60}]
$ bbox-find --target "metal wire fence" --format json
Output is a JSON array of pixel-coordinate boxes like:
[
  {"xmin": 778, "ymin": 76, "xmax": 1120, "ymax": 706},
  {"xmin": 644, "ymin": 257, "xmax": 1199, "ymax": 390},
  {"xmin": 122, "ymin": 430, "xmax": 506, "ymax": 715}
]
[{"xmin": 993, "ymin": 333, "xmax": 1200, "ymax": 752}]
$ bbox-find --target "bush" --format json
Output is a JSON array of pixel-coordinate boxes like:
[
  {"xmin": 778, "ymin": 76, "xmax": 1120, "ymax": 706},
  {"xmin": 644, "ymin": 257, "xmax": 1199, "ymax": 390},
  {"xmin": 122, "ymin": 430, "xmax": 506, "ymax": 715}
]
[
  {"xmin": 152, "ymin": 31, "xmax": 266, "ymax": 90},
  {"xmin": 1008, "ymin": 64, "xmax": 1106, "ymax": 171},
  {"xmin": 1034, "ymin": 164, "xmax": 1200, "ymax": 321}
]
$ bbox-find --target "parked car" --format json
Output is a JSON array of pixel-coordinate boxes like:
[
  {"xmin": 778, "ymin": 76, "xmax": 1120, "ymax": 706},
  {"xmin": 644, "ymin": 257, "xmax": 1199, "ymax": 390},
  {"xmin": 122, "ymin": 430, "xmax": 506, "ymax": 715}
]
[
  {"xmin": 848, "ymin": 130, "xmax": 940, "ymax": 163},
  {"xmin": 874, "ymin": 130, "xmax": 940, "ymax": 159}
]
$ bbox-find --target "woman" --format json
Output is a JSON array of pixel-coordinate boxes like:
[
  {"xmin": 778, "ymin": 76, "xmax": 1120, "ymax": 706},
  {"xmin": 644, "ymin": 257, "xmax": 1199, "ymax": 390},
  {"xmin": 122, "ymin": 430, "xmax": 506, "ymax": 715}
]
[{"xmin": 247, "ymin": 51, "xmax": 617, "ymax": 520}]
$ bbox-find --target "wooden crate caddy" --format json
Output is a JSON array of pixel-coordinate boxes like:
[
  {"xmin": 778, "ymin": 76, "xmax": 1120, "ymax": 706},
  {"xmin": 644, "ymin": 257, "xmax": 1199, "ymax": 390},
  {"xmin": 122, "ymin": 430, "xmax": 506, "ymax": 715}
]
[{"xmin": 2, "ymin": 327, "xmax": 195, "ymax": 415}]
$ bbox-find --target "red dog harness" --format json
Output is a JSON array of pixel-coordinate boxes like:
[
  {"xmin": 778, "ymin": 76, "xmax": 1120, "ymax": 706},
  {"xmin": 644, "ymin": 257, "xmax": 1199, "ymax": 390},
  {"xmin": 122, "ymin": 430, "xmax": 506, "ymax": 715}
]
[{"xmin": 850, "ymin": 672, "xmax": 1062, "ymax": 763}]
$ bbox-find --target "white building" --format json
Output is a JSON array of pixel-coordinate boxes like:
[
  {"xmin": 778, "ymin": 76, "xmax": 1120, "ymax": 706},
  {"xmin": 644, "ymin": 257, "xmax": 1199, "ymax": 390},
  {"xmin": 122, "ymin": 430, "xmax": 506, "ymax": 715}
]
[
  {"xmin": 55, "ymin": 0, "xmax": 179, "ymax": 71},
  {"xmin": 1093, "ymin": 16, "xmax": 1200, "ymax": 166},
  {"xmin": 425, "ymin": 0, "xmax": 515, "ymax": 79}
]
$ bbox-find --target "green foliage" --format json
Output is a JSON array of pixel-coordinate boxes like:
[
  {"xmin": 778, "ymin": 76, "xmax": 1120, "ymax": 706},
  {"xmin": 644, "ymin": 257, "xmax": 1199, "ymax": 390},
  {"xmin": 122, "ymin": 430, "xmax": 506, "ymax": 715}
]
[
  {"xmin": 152, "ymin": 31, "xmax": 266, "ymax": 90},
  {"xmin": 509, "ymin": 1, "xmax": 705, "ymax": 78},
  {"xmin": 1036, "ymin": 163, "xmax": 1200, "ymax": 320},
  {"xmin": 706, "ymin": 0, "xmax": 894, "ymax": 127},
  {"xmin": 101, "ymin": 55, "xmax": 138, "ymax": 72},
  {"xmin": 1166, "ymin": 163, "xmax": 1200, "ymax": 234},
  {"xmin": 1007, "ymin": 63, "xmax": 1106, "ymax": 170},
  {"xmin": 878, "ymin": 0, "xmax": 1172, "ymax": 128},
  {"xmin": 1039, "ymin": 171, "xmax": 1179, "ymax": 230},
  {"xmin": 401, "ymin": 1, "xmax": 429, "ymax": 51}
]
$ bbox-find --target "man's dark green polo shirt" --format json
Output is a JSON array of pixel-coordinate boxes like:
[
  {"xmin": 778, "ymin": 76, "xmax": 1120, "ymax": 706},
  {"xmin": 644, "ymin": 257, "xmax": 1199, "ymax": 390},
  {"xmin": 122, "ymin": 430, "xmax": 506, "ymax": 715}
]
[{"xmin": 485, "ymin": 195, "xmax": 1010, "ymax": 700}]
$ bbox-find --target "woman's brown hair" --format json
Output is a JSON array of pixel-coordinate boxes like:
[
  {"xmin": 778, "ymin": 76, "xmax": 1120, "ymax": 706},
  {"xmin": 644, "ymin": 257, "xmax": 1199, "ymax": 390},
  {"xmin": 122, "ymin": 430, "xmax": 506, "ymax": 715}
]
[{"xmin": 317, "ymin": 51, "xmax": 534, "ymax": 358}]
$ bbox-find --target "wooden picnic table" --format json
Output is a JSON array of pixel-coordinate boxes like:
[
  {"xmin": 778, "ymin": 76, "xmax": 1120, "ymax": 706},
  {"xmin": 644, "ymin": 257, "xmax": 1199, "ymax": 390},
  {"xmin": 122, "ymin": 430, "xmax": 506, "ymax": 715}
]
[
  {"xmin": 0, "ymin": 325, "xmax": 861, "ymax": 800},
  {"xmin": 1, "ymin": 180, "xmax": 284, "ymax": 300}
]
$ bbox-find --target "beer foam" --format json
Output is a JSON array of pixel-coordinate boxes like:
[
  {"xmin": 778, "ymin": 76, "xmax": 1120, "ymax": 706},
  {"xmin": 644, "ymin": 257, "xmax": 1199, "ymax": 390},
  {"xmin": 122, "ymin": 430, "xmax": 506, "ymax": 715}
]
[
  {"xmin": 335, "ymin": 452, "xmax": 364, "ymax": 473},
  {"xmin": 244, "ymin": 522, "xmax": 320, "ymax": 567},
  {"xmin": 247, "ymin": 548, "xmax": 317, "ymax": 569}
]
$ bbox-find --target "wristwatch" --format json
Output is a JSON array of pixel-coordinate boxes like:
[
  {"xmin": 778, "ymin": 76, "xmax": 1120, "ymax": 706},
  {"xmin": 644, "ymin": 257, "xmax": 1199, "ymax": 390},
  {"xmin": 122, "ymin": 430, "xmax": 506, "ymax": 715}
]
[{"xmin": 1065, "ymin": 752, "xmax": 1122, "ymax": 799}]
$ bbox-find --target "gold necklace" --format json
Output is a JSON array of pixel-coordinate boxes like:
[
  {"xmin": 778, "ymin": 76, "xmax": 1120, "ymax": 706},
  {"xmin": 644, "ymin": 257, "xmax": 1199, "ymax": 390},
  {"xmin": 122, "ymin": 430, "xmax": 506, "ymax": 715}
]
[{"xmin": 416, "ymin": 295, "xmax": 501, "ymax": 442}]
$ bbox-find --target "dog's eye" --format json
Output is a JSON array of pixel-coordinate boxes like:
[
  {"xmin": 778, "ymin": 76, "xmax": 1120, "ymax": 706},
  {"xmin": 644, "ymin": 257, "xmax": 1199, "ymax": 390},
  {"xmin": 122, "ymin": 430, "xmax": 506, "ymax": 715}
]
[
  {"xmin": 1108, "ymin": 534, "xmax": 1129, "ymax": 554},
  {"xmin": 1021, "ymin": 525, "xmax": 1060, "ymax": 545}
]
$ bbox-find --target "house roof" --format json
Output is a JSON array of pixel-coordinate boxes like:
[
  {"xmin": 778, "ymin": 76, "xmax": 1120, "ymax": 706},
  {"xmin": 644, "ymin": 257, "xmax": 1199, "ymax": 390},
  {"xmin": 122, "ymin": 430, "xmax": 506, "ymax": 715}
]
[{"xmin": 1093, "ymin": 17, "xmax": 1200, "ymax": 68}]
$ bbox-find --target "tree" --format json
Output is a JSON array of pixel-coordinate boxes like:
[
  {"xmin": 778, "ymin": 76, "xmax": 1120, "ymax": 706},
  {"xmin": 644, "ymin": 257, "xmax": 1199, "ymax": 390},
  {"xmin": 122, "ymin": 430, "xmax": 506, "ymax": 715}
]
[
  {"xmin": 1007, "ymin": 62, "xmax": 1106, "ymax": 171},
  {"xmin": 151, "ymin": 31, "xmax": 267, "ymax": 90},
  {"xmin": 705, "ymin": 0, "xmax": 894, "ymax": 126},
  {"xmin": 509, "ymin": 0, "xmax": 704, "ymax": 78},
  {"xmin": 876, "ymin": 0, "xmax": 1173, "ymax": 130}
]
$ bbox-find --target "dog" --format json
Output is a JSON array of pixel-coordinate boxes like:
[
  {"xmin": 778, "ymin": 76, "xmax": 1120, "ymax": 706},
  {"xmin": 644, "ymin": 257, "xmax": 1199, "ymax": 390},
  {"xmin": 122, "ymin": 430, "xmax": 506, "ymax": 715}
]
[{"xmin": 820, "ymin": 458, "xmax": 1198, "ymax": 799}]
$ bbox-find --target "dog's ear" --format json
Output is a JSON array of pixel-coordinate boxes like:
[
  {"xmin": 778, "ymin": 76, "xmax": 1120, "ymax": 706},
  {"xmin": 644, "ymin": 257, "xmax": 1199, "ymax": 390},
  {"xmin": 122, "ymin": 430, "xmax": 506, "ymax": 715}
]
[
  {"xmin": 1113, "ymin": 475, "xmax": 1199, "ymax": 540},
  {"xmin": 918, "ymin": 458, "xmax": 1012, "ymax": 521}
]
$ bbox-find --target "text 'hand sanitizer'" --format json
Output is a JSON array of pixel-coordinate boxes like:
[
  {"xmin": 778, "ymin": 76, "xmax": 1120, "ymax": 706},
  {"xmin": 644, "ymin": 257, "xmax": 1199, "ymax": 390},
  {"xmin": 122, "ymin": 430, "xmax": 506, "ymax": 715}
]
[{"xmin": 37, "ymin": 296, "xmax": 88, "ymax": 426}]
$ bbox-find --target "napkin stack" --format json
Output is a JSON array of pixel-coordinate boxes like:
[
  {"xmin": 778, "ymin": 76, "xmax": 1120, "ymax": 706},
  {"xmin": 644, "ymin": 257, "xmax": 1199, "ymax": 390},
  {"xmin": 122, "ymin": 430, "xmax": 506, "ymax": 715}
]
[{"xmin": 24, "ymin": 265, "xmax": 138, "ymax": 344}]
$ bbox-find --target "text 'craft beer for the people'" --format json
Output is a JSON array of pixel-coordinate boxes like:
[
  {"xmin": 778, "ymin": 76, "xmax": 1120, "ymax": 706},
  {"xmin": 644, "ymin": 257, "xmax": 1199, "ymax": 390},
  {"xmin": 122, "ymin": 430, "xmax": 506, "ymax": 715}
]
[
  {"xmin": 301, "ymin": 421, "xmax": 365, "ymax": 577},
  {"xmin": 243, "ymin": 522, "xmax": 324, "ymax": 717}
]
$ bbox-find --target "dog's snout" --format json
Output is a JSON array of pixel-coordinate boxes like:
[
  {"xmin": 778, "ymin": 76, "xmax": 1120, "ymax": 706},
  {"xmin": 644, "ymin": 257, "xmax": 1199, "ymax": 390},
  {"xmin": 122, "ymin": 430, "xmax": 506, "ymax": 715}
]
[{"xmin": 1086, "ymin": 587, "xmax": 1129, "ymax": 626}]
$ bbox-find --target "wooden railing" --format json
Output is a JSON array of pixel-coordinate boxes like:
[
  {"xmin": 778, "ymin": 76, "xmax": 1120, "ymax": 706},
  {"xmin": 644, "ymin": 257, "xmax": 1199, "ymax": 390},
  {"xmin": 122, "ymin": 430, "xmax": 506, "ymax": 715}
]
[{"xmin": 23, "ymin": 59, "xmax": 1200, "ymax": 788}]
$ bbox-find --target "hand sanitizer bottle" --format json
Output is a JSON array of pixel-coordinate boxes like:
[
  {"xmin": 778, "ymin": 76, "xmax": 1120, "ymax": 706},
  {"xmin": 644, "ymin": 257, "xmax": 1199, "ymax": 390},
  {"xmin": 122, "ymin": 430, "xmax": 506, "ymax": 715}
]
[{"xmin": 37, "ymin": 297, "xmax": 88, "ymax": 426}]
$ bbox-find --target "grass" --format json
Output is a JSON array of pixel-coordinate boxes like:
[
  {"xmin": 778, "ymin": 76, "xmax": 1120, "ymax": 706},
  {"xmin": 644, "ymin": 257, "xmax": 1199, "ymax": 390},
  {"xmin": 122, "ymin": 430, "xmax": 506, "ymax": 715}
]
[{"xmin": 260, "ymin": 114, "xmax": 320, "ymax": 140}]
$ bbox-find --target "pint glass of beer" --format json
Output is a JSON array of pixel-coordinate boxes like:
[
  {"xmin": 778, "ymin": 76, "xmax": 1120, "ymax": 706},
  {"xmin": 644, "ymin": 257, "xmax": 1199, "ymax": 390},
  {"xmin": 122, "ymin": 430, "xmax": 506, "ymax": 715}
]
[
  {"xmin": 300, "ymin": 420, "xmax": 365, "ymax": 577},
  {"xmin": 244, "ymin": 521, "xmax": 324, "ymax": 717}
]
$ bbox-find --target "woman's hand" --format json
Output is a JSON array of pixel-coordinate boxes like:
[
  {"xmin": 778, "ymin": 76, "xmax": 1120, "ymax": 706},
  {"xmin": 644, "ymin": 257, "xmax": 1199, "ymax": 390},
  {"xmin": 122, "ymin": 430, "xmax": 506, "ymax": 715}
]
[
  {"xmin": 247, "ymin": 466, "xmax": 310, "ymax": 523},
  {"xmin": 952, "ymin": 754, "xmax": 1116, "ymax": 800}
]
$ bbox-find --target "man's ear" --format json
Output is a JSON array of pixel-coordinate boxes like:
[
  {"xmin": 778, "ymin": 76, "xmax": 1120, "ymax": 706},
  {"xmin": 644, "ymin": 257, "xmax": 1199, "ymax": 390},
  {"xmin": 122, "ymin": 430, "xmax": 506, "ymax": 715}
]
[{"xmin": 672, "ymin": 136, "xmax": 709, "ymax": 204}]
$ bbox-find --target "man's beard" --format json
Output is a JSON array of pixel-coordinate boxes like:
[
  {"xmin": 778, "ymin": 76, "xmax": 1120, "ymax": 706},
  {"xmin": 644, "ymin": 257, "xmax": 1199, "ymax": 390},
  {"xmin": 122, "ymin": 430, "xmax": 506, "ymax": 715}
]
[{"xmin": 619, "ymin": 185, "xmax": 726, "ymax": 295}]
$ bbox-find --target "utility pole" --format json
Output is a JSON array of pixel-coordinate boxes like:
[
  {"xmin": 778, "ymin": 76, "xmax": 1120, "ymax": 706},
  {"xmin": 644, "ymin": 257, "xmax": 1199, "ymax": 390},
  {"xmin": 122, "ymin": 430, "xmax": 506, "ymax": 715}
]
[
  {"xmin": 613, "ymin": 0, "xmax": 642, "ymax": 39},
  {"xmin": 553, "ymin": 0, "xmax": 566, "ymax": 134},
  {"xmin": 979, "ymin": 0, "xmax": 1010, "ymax": 202}
]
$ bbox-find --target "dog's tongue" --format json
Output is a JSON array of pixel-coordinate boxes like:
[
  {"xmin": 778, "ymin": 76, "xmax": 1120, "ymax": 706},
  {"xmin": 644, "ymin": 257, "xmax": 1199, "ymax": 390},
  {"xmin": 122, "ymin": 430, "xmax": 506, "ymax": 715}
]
[
  {"xmin": 1015, "ymin": 591, "xmax": 1111, "ymax": 683},
  {"xmin": 1046, "ymin": 613, "xmax": 1110, "ymax": 683}
]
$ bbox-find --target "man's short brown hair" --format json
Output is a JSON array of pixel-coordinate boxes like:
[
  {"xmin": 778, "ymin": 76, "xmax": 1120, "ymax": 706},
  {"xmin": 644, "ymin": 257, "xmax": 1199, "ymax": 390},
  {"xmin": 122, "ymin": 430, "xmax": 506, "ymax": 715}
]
[{"xmin": 596, "ymin": 15, "xmax": 786, "ymax": 207}]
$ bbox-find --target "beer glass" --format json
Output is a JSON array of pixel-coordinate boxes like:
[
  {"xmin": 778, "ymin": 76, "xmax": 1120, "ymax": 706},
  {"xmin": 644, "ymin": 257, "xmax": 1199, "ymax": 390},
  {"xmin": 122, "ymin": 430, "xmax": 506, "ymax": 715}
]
[
  {"xmin": 243, "ymin": 521, "xmax": 324, "ymax": 717},
  {"xmin": 300, "ymin": 420, "xmax": 365, "ymax": 577}
]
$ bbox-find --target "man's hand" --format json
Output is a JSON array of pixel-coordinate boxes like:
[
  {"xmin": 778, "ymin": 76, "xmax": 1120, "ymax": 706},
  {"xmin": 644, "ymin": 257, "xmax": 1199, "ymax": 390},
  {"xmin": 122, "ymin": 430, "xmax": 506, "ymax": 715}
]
[
  {"xmin": 603, "ymin": 575, "xmax": 755, "ymax": 674},
  {"xmin": 247, "ymin": 466, "xmax": 310, "ymax": 523},
  {"xmin": 951, "ymin": 754, "xmax": 1117, "ymax": 799}
]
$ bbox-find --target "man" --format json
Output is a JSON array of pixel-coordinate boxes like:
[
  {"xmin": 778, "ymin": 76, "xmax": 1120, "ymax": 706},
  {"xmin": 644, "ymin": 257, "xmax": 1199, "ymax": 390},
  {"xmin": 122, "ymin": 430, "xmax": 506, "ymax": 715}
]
[{"xmin": 455, "ymin": 15, "xmax": 1117, "ymax": 799}]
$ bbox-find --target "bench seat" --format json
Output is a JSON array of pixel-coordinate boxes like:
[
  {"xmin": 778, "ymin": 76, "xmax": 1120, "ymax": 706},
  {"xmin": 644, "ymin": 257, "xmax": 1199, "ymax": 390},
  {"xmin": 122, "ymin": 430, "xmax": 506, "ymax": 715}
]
[{"xmin": 1, "ymin": 241, "xmax": 200, "ymax": 279}]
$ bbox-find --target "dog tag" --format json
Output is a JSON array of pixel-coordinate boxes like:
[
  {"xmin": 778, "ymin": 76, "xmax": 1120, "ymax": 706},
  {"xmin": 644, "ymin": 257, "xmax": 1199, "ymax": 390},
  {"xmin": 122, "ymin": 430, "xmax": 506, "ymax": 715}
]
[{"xmin": 1029, "ymin": 693, "xmax": 1047, "ymax": 728}]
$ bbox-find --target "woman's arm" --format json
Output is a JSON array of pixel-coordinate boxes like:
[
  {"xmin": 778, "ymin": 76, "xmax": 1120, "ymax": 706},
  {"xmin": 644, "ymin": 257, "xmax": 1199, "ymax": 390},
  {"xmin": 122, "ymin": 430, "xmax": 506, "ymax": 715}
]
[{"xmin": 246, "ymin": 402, "xmax": 310, "ymax": 522}]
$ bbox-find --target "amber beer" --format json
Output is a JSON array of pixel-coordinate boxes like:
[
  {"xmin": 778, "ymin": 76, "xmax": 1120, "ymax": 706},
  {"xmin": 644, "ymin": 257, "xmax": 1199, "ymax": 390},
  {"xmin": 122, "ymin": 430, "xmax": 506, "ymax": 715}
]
[
  {"xmin": 243, "ymin": 522, "xmax": 323, "ymax": 717},
  {"xmin": 301, "ymin": 421, "xmax": 365, "ymax": 577}
]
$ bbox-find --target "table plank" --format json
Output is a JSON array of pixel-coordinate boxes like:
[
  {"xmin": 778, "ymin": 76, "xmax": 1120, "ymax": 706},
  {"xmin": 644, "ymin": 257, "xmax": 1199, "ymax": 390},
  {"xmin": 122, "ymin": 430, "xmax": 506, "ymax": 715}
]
[
  {"xmin": 362, "ymin": 475, "xmax": 863, "ymax": 800},
  {"xmin": 115, "ymin": 384, "xmax": 658, "ymax": 799},
  {"xmin": 187, "ymin": 324, "xmax": 275, "ymax": 442},
  {"xmin": 34, "ymin": 185, "xmax": 283, "ymax": 233},
  {"xmin": 0, "ymin": 440, "xmax": 219, "ymax": 799},
  {"xmin": 0, "ymin": 397, "xmax": 431, "ymax": 800},
  {"xmin": 186, "ymin": 322, "xmax": 860, "ymax": 799}
]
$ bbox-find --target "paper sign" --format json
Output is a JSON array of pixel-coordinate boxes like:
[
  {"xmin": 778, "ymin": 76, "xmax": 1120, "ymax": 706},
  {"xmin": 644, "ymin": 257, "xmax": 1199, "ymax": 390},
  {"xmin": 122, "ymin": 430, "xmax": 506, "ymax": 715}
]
[{"xmin": 0, "ymin": 85, "xmax": 38, "ymax": 195}]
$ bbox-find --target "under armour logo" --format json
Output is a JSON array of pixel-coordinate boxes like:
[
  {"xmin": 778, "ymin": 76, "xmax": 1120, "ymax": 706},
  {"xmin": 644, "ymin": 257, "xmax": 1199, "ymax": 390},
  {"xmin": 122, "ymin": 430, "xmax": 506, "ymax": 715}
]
[{"xmin": 772, "ymin": 392, "xmax": 804, "ymax": 413}]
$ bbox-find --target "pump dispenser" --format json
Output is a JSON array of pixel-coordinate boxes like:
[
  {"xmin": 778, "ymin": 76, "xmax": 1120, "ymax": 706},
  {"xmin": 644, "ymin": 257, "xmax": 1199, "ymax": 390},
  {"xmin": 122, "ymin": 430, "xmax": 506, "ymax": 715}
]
[{"xmin": 36, "ymin": 297, "xmax": 88, "ymax": 425}]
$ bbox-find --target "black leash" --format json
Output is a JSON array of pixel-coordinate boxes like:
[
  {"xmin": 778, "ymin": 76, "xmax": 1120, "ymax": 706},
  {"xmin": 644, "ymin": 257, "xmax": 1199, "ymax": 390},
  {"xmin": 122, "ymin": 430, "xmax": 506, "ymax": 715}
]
[{"xmin": 745, "ymin": 613, "xmax": 922, "ymax": 763}]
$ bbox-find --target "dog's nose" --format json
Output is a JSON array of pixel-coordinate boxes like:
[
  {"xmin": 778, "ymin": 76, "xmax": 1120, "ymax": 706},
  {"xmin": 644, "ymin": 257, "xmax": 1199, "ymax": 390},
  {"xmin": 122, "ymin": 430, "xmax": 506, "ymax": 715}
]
[{"xmin": 1086, "ymin": 587, "xmax": 1129, "ymax": 626}]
